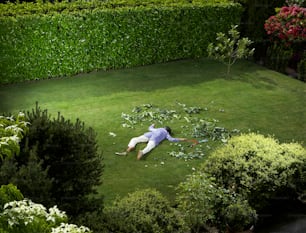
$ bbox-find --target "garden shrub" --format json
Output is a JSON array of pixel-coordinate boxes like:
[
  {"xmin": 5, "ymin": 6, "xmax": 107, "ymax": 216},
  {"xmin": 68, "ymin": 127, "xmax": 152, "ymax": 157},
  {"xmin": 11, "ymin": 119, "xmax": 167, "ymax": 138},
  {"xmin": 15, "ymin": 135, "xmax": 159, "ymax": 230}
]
[
  {"xmin": 16, "ymin": 104, "xmax": 104, "ymax": 217},
  {"xmin": 2, "ymin": 152, "xmax": 54, "ymax": 205},
  {"xmin": 0, "ymin": 199, "xmax": 92, "ymax": 233},
  {"xmin": 200, "ymin": 133, "xmax": 306, "ymax": 210},
  {"xmin": 298, "ymin": 58, "xmax": 306, "ymax": 82},
  {"xmin": 0, "ymin": 112, "xmax": 29, "ymax": 160},
  {"xmin": 265, "ymin": 43, "xmax": 293, "ymax": 73},
  {"xmin": 103, "ymin": 188, "xmax": 188, "ymax": 233},
  {"xmin": 0, "ymin": 184, "xmax": 23, "ymax": 212},
  {"xmin": 0, "ymin": 1, "xmax": 242, "ymax": 84},
  {"xmin": 0, "ymin": 199, "xmax": 67, "ymax": 233},
  {"xmin": 234, "ymin": 0, "xmax": 286, "ymax": 61},
  {"xmin": 222, "ymin": 201, "xmax": 257, "ymax": 232},
  {"xmin": 264, "ymin": 3, "xmax": 306, "ymax": 77},
  {"xmin": 176, "ymin": 172, "xmax": 256, "ymax": 232}
]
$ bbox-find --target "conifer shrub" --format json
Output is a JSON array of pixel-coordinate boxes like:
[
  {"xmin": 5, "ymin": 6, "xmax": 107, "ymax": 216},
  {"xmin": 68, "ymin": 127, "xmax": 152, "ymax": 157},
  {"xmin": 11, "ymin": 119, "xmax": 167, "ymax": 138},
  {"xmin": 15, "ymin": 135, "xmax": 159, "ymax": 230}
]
[
  {"xmin": 200, "ymin": 133, "xmax": 306, "ymax": 210},
  {"xmin": 103, "ymin": 188, "xmax": 188, "ymax": 233},
  {"xmin": 0, "ymin": 153, "xmax": 53, "ymax": 206},
  {"xmin": 16, "ymin": 104, "xmax": 104, "ymax": 217}
]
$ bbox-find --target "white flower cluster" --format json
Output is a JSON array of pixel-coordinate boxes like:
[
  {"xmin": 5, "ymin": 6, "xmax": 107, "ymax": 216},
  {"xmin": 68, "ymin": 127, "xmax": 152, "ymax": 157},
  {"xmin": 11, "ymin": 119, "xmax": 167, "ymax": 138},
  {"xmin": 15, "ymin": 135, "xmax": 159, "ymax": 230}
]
[
  {"xmin": 1, "ymin": 199, "xmax": 67, "ymax": 227},
  {"xmin": 51, "ymin": 223, "xmax": 92, "ymax": 233},
  {"xmin": 0, "ymin": 112, "xmax": 30, "ymax": 158}
]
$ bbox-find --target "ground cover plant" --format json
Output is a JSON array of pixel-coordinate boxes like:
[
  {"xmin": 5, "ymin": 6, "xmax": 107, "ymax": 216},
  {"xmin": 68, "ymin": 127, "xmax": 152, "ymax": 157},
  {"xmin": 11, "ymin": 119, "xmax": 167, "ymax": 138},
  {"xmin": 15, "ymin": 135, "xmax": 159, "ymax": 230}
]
[{"xmin": 0, "ymin": 58, "xmax": 305, "ymax": 206}]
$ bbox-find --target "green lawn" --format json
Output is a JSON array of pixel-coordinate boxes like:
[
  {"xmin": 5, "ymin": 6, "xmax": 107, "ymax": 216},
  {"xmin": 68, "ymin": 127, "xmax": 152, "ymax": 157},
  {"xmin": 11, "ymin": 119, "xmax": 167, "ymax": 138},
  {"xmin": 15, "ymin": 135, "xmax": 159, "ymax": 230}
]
[{"xmin": 0, "ymin": 58, "xmax": 305, "ymax": 205}]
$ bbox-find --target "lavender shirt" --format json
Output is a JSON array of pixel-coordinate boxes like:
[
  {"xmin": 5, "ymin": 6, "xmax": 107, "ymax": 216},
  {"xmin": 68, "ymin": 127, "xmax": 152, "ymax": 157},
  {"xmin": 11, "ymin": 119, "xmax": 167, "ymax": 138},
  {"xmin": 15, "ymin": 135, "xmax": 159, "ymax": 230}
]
[{"xmin": 143, "ymin": 124, "xmax": 180, "ymax": 145}]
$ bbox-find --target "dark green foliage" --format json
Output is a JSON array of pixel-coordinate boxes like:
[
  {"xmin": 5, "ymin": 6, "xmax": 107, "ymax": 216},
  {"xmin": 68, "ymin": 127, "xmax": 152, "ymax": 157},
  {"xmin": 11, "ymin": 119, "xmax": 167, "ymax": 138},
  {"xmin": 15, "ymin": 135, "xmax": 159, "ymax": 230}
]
[
  {"xmin": 17, "ymin": 104, "xmax": 104, "ymax": 217},
  {"xmin": 0, "ymin": 1, "xmax": 242, "ymax": 84},
  {"xmin": 236, "ymin": 0, "xmax": 286, "ymax": 42},
  {"xmin": 200, "ymin": 133, "xmax": 306, "ymax": 210},
  {"xmin": 234, "ymin": 0, "xmax": 286, "ymax": 60},
  {"xmin": 11, "ymin": 153, "xmax": 54, "ymax": 205},
  {"xmin": 298, "ymin": 58, "xmax": 306, "ymax": 82},
  {"xmin": 222, "ymin": 201, "xmax": 257, "ymax": 232},
  {"xmin": 0, "ymin": 153, "xmax": 54, "ymax": 206},
  {"xmin": 176, "ymin": 172, "xmax": 256, "ymax": 232},
  {"xmin": 0, "ymin": 184, "xmax": 24, "ymax": 211},
  {"xmin": 103, "ymin": 188, "xmax": 188, "ymax": 233},
  {"xmin": 265, "ymin": 43, "xmax": 294, "ymax": 73},
  {"xmin": 0, "ymin": 0, "xmax": 234, "ymax": 16},
  {"xmin": 72, "ymin": 206, "xmax": 106, "ymax": 233}
]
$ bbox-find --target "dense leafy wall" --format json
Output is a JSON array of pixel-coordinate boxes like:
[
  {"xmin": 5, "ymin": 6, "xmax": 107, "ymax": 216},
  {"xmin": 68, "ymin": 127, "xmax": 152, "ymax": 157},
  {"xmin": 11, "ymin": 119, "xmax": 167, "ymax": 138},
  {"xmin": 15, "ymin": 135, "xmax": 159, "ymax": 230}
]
[{"xmin": 0, "ymin": 2, "xmax": 242, "ymax": 84}]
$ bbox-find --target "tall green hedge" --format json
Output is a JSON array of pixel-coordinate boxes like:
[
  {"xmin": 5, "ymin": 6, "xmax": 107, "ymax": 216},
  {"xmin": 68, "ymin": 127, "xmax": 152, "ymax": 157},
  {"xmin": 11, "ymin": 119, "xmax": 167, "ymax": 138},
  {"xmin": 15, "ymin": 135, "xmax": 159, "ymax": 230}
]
[{"xmin": 0, "ymin": 2, "xmax": 242, "ymax": 84}]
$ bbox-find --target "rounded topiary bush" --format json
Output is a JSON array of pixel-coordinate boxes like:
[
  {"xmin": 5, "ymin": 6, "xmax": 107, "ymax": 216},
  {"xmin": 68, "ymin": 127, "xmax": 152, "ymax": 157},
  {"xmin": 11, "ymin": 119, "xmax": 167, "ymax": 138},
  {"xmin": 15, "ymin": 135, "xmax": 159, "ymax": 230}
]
[
  {"xmin": 176, "ymin": 172, "xmax": 256, "ymax": 232},
  {"xmin": 200, "ymin": 133, "xmax": 306, "ymax": 209},
  {"xmin": 103, "ymin": 188, "xmax": 188, "ymax": 233}
]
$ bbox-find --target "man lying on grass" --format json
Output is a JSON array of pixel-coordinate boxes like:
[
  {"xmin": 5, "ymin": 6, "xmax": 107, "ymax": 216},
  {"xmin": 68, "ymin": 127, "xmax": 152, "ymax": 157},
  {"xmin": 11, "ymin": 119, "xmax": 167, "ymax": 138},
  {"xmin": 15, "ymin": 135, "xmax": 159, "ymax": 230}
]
[{"xmin": 116, "ymin": 124, "xmax": 197, "ymax": 160}]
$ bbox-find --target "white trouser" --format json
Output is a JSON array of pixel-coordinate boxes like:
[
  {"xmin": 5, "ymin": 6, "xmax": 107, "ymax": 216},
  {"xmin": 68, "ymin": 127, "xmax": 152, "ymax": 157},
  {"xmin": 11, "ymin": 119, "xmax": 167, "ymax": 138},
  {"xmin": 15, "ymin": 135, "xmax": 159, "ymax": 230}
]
[{"xmin": 128, "ymin": 135, "xmax": 156, "ymax": 155}]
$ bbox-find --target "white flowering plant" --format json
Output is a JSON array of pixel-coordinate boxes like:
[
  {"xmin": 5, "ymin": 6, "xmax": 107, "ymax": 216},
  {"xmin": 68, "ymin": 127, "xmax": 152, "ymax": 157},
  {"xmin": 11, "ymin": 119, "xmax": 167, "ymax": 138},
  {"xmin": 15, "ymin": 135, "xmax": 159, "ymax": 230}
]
[
  {"xmin": 51, "ymin": 223, "xmax": 92, "ymax": 233},
  {"xmin": 0, "ymin": 112, "xmax": 30, "ymax": 160},
  {"xmin": 0, "ymin": 199, "xmax": 67, "ymax": 233}
]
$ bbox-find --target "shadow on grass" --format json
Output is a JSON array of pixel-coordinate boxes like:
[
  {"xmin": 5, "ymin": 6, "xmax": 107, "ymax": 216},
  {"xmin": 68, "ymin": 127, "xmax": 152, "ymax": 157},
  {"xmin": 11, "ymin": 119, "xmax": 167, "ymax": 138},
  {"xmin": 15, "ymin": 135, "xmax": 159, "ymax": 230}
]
[
  {"xmin": 0, "ymin": 58, "xmax": 303, "ymax": 114},
  {"xmin": 0, "ymin": 58, "xmax": 225, "ymax": 113}
]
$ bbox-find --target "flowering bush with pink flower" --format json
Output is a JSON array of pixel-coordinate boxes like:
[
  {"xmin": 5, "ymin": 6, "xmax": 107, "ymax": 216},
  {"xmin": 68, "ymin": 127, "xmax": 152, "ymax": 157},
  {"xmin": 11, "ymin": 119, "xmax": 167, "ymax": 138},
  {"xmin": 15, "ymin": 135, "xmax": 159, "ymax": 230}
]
[{"xmin": 264, "ymin": 5, "xmax": 306, "ymax": 43}]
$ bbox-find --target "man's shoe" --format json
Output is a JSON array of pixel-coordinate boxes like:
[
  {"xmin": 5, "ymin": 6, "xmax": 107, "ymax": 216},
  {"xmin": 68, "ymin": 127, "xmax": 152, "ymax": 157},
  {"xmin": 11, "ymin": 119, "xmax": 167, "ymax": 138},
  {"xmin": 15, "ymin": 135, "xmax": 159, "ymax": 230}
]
[{"xmin": 137, "ymin": 150, "xmax": 143, "ymax": 160}]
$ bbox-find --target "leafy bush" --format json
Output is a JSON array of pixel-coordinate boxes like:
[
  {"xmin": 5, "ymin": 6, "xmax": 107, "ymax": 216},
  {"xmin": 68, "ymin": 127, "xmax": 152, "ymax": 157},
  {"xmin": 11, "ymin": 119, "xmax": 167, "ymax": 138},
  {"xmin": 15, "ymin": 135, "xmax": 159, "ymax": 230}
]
[
  {"xmin": 0, "ymin": 199, "xmax": 67, "ymax": 233},
  {"xmin": 0, "ymin": 184, "xmax": 23, "ymax": 212},
  {"xmin": 176, "ymin": 172, "xmax": 256, "ymax": 232},
  {"xmin": 286, "ymin": 0, "xmax": 306, "ymax": 6},
  {"xmin": 0, "ymin": 0, "xmax": 235, "ymax": 16},
  {"xmin": 0, "ymin": 199, "xmax": 92, "ymax": 233},
  {"xmin": 222, "ymin": 201, "xmax": 256, "ymax": 232},
  {"xmin": 0, "ymin": 112, "xmax": 29, "ymax": 160},
  {"xmin": 51, "ymin": 223, "xmax": 92, "ymax": 233},
  {"xmin": 263, "ymin": 3, "xmax": 305, "ymax": 77},
  {"xmin": 103, "ymin": 188, "xmax": 188, "ymax": 233},
  {"xmin": 16, "ymin": 104, "xmax": 104, "ymax": 217},
  {"xmin": 264, "ymin": 5, "xmax": 306, "ymax": 44},
  {"xmin": 236, "ymin": 0, "xmax": 286, "ymax": 42},
  {"xmin": 0, "ymin": 2, "xmax": 242, "ymax": 84},
  {"xmin": 234, "ymin": 0, "xmax": 286, "ymax": 61},
  {"xmin": 1, "ymin": 152, "xmax": 54, "ymax": 205},
  {"xmin": 200, "ymin": 133, "xmax": 306, "ymax": 210},
  {"xmin": 298, "ymin": 57, "xmax": 306, "ymax": 81},
  {"xmin": 265, "ymin": 42, "xmax": 294, "ymax": 73}
]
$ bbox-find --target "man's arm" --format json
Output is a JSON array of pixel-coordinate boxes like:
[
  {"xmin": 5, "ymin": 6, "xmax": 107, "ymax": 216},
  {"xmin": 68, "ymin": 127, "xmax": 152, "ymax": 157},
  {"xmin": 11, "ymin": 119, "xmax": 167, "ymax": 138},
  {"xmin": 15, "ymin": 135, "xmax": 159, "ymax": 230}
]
[{"xmin": 166, "ymin": 134, "xmax": 187, "ymax": 142}]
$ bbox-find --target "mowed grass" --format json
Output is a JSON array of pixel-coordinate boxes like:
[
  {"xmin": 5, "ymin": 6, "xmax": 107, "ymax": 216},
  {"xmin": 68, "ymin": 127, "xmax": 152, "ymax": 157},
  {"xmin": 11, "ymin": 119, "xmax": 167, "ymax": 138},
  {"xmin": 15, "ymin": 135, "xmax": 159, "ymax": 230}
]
[{"xmin": 0, "ymin": 58, "xmax": 305, "ymax": 205}]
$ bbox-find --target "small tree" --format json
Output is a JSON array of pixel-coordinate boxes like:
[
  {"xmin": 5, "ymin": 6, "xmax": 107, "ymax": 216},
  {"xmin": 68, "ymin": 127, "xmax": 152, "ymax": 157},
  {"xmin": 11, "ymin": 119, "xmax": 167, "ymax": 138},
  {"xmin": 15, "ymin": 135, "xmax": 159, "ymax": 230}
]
[{"xmin": 207, "ymin": 25, "xmax": 255, "ymax": 76}]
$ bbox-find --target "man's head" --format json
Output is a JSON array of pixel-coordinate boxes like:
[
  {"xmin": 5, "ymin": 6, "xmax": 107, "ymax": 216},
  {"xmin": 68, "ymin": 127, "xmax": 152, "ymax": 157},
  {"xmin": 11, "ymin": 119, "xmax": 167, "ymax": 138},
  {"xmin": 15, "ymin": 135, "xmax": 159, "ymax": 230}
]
[{"xmin": 165, "ymin": 126, "xmax": 172, "ymax": 135}]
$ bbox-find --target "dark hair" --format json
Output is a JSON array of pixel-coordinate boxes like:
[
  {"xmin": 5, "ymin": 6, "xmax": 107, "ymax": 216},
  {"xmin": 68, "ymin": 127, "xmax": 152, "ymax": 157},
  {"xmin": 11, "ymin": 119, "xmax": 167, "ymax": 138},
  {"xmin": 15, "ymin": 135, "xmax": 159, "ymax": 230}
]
[{"xmin": 165, "ymin": 126, "xmax": 172, "ymax": 135}]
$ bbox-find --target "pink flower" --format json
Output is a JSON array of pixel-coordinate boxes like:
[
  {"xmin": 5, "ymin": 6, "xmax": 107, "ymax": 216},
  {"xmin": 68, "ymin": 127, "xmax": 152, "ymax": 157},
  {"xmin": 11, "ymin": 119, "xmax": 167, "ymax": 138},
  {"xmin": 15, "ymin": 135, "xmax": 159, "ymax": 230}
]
[{"xmin": 265, "ymin": 5, "xmax": 306, "ymax": 43}]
